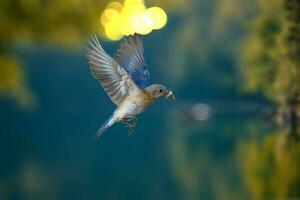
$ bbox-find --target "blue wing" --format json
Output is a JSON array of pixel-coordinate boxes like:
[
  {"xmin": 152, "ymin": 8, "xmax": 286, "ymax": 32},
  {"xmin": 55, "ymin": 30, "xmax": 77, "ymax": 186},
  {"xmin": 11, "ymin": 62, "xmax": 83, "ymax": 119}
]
[{"xmin": 114, "ymin": 33, "xmax": 150, "ymax": 89}]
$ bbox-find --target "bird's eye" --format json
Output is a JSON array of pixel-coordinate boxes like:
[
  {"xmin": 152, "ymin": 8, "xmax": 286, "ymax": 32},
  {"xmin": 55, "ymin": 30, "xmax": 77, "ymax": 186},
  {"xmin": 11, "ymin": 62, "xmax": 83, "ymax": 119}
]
[{"xmin": 159, "ymin": 89, "xmax": 163, "ymax": 93}]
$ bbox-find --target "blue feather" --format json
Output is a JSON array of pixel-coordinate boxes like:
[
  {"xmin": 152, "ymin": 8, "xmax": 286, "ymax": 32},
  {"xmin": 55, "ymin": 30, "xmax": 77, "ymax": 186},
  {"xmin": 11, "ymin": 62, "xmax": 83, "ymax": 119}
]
[
  {"xmin": 93, "ymin": 115, "xmax": 113, "ymax": 140},
  {"xmin": 114, "ymin": 34, "xmax": 150, "ymax": 89}
]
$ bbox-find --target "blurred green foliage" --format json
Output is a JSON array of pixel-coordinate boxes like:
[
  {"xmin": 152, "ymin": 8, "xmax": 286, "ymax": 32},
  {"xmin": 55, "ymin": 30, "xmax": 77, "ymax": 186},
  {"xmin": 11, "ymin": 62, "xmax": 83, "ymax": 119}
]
[
  {"xmin": 163, "ymin": 0, "xmax": 253, "ymax": 87},
  {"xmin": 0, "ymin": 0, "xmax": 107, "ymax": 106},
  {"xmin": 240, "ymin": 131, "xmax": 300, "ymax": 199},
  {"xmin": 241, "ymin": 0, "xmax": 300, "ymax": 105},
  {"xmin": 0, "ymin": 55, "xmax": 35, "ymax": 107},
  {"xmin": 0, "ymin": 0, "xmax": 103, "ymax": 47}
]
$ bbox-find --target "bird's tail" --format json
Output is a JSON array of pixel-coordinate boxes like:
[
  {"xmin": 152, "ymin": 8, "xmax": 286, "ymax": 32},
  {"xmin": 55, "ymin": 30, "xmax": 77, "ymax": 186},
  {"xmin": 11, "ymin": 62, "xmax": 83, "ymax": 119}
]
[{"xmin": 93, "ymin": 115, "xmax": 115, "ymax": 141}]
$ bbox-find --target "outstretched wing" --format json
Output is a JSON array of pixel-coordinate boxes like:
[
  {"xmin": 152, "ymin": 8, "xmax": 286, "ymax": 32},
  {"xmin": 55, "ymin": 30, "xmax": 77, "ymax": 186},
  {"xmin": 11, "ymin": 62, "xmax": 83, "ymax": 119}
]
[
  {"xmin": 86, "ymin": 36, "xmax": 139, "ymax": 106},
  {"xmin": 114, "ymin": 33, "xmax": 150, "ymax": 89}
]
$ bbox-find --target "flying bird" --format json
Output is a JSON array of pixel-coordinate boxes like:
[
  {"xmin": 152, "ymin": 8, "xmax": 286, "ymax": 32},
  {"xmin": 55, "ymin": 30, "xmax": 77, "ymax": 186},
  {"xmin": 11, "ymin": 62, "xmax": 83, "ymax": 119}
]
[{"xmin": 86, "ymin": 34, "xmax": 175, "ymax": 140}]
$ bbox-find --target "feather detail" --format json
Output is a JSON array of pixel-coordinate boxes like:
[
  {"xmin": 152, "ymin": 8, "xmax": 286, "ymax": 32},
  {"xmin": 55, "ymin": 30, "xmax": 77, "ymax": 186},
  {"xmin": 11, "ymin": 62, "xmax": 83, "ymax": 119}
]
[
  {"xmin": 86, "ymin": 35, "xmax": 140, "ymax": 106},
  {"xmin": 114, "ymin": 33, "xmax": 150, "ymax": 89}
]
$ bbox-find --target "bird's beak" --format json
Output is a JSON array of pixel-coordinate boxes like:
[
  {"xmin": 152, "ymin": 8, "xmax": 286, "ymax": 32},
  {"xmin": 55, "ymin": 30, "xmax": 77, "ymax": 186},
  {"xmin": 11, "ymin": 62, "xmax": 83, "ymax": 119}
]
[{"xmin": 165, "ymin": 90, "xmax": 176, "ymax": 102}]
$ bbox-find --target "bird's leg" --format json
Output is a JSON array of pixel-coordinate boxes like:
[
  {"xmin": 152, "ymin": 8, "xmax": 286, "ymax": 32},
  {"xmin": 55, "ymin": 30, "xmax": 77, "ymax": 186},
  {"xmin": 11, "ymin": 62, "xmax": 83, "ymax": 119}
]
[
  {"xmin": 121, "ymin": 117, "xmax": 137, "ymax": 135},
  {"xmin": 127, "ymin": 117, "xmax": 137, "ymax": 135},
  {"xmin": 120, "ymin": 118, "xmax": 132, "ymax": 127}
]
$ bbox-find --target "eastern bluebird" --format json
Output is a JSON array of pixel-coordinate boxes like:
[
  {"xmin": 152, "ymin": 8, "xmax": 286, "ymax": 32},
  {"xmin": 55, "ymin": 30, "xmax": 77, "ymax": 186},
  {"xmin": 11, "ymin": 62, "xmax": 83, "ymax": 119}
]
[{"xmin": 86, "ymin": 34, "xmax": 175, "ymax": 140}]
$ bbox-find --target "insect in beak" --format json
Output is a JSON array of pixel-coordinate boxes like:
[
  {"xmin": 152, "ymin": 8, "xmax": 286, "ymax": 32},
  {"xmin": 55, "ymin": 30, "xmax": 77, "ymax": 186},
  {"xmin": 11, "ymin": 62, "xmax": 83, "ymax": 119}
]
[{"xmin": 166, "ymin": 90, "xmax": 176, "ymax": 102}]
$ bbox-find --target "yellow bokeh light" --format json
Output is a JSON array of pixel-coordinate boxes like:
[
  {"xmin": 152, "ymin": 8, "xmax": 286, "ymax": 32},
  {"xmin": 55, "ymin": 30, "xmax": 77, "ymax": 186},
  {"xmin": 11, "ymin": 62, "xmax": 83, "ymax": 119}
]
[
  {"xmin": 146, "ymin": 7, "xmax": 167, "ymax": 30},
  {"xmin": 106, "ymin": 1, "xmax": 123, "ymax": 12},
  {"xmin": 121, "ymin": 3, "xmax": 145, "ymax": 17},
  {"xmin": 124, "ymin": 0, "xmax": 145, "ymax": 6},
  {"xmin": 103, "ymin": 8, "xmax": 120, "ymax": 22},
  {"xmin": 132, "ymin": 13, "xmax": 153, "ymax": 35},
  {"xmin": 100, "ymin": 0, "xmax": 168, "ymax": 40},
  {"xmin": 100, "ymin": 12, "xmax": 109, "ymax": 27},
  {"xmin": 105, "ymin": 22, "xmax": 123, "ymax": 41},
  {"xmin": 120, "ymin": 20, "xmax": 134, "ymax": 35}
]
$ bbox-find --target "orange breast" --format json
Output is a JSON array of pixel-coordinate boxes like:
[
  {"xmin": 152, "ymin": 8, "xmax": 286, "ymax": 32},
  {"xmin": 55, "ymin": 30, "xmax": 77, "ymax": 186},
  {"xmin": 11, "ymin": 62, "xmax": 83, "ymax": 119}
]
[{"xmin": 137, "ymin": 91, "xmax": 154, "ymax": 106}]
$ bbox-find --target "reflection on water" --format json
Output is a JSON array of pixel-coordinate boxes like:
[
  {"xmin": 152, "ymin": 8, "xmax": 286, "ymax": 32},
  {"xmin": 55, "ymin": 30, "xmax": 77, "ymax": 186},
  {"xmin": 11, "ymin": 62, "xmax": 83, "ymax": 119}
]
[
  {"xmin": 165, "ymin": 102, "xmax": 300, "ymax": 200},
  {"xmin": 0, "ymin": 159, "xmax": 57, "ymax": 200},
  {"xmin": 165, "ymin": 102, "xmax": 251, "ymax": 200},
  {"xmin": 241, "ymin": 131, "xmax": 300, "ymax": 200},
  {"xmin": 18, "ymin": 160, "xmax": 56, "ymax": 200},
  {"xmin": 1, "ymin": 99, "xmax": 300, "ymax": 199}
]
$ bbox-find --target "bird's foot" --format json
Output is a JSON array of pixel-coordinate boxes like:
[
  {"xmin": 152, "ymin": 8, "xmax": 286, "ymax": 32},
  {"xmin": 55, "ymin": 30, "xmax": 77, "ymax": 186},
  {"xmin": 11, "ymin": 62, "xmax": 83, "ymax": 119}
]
[
  {"xmin": 127, "ymin": 125, "xmax": 136, "ymax": 135},
  {"xmin": 121, "ymin": 117, "xmax": 137, "ymax": 136},
  {"xmin": 120, "ymin": 118, "xmax": 135, "ymax": 126}
]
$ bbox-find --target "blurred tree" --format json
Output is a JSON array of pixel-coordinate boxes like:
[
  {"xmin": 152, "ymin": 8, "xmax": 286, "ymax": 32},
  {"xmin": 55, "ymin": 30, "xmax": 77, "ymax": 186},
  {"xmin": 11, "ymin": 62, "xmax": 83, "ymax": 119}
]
[
  {"xmin": 0, "ymin": 55, "xmax": 34, "ymax": 107},
  {"xmin": 163, "ymin": 0, "xmax": 252, "ymax": 89},
  {"xmin": 241, "ymin": 0, "xmax": 300, "ymax": 133},
  {"xmin": 0, "ymin": 0, "xmax": 107, "ymax": 107}
]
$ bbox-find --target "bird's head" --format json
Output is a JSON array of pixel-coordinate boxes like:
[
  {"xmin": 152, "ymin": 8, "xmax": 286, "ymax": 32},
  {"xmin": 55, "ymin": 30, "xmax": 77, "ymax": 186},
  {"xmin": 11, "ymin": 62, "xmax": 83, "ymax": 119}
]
[{"xmin": 145, "ymin": 84, "xmax": 175, "ymax": 102}]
